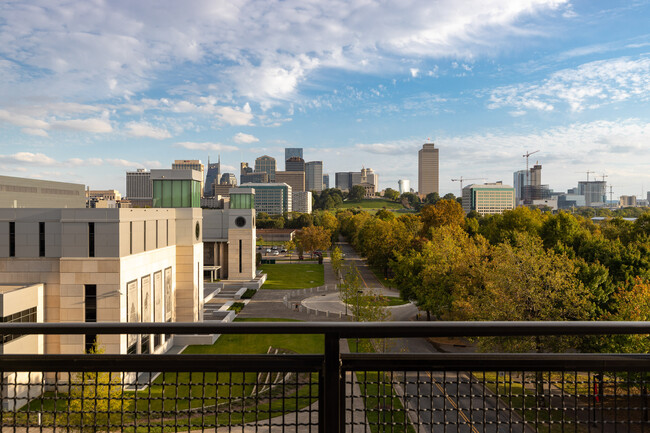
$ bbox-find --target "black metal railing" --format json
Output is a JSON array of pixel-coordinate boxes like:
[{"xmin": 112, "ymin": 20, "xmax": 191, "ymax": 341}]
[{"xmin": 1, "ymin": 321, "xmax": 650, "ymax": 432}]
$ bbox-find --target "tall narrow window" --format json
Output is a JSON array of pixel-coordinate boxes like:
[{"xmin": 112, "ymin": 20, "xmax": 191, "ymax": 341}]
[
  {"xmin": 143, "ymin": 221, "xmax": 147, "ymax": 251},
  {"xmin": 88, "ymin": 222, "xmax": 95, "ymax": 257},
  {"xmin": 85, "ymin": 284, "xmax": 97, "ymax": 352},
  {"xmin": 166, "ymin": 220, "xmax": 169, "ymax": 246},
  {"xmin": 155, "ymin": 220, "xmax": 159, "ymax": 249},
  {"xmin": 239, "ymin": 239, "xmax": 243, "ymax": 273},
  {"xmin": 9, "ymin": 222, "xmax": 15, "ymax": 257},
  {"xmin": 129, "ymin": 221, "xmax": 133, "ymax": 254},
  {"xmin": 38, "ymin": 222, "xmax": 45, "ymax": 257}
]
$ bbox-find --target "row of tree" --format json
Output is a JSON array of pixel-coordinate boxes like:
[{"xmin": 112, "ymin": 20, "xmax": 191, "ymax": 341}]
[{"xmin": 335, "ymin": 199, "xmax": 650, "ymax": 352}]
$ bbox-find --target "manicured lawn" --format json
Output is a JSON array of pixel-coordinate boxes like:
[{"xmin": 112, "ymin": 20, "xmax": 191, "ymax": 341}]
[
  {"xmin": 260, "ymin": 263, "xmax": 324, "ymax": 290},
  {"xmin": 337, "ymin": 199, "xmax": 404, "ymax": 210}
]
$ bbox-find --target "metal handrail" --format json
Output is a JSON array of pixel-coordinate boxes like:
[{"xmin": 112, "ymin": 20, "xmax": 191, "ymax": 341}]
[{"xmin": 2, "ymin": 320, "xmax": 650, "ymax": 336}]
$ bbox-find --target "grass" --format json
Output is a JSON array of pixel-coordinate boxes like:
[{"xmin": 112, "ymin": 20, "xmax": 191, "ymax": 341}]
[
  {"xmin": 337, "ymin": 199, "xmax": 404, "ymax": 210},
  {"xmin": 240, "ymin": 288, "xmax": 257, "ymax": 299},
  {"xmin": 260, "ymin": 263, "xmax": 324, "ymax": 290},
  {"xmin": 23, "ymin": 318, "xmax": 322, "ymax": 431},
  {"xmin": 369, "ymin": 265, "xmax": 395, "ymax": 289},
  {"xmin": 228, "ymin": 301, "xmax": 245, "ymax": 313},
  {"xmin": 345, "ymin": 296, "xmax": 409, "ymax": 307}
]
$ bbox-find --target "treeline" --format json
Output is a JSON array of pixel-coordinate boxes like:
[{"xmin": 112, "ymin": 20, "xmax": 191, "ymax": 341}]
[{"xmin": 336, "ymin": 200, "xmax": 650, "ymax": 353}]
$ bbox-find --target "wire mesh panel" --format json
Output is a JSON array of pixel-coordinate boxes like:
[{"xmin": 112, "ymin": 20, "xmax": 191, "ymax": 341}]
[
  {"xmin": 1, "ymin": 363, "xmax": 320, "ymax": 432},
  {"xmin": 345, "ymin": 368, "xmax": 650, "ymax": 433}
]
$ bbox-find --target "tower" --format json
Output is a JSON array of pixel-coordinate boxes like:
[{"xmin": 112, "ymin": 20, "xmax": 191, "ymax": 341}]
[{"xmin": 418, "ymin": 143, "xmax": 439, "ymax": 197}]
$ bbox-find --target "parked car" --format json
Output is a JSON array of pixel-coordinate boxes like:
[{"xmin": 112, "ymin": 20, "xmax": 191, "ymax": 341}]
[
  {"xmin": 266, "ymin": 248, "xmax": 272, "ymax": 253},
  {"xmin": 281, "ymin": 249, "xmax": 287, "ymax": 253},
  {"xmin": 272, "ymin": 250, "xmax": 279, "ymax": 256},
  {"xmin": 272, "ymin": 246, "xmax": 279, "ymax": 250}
]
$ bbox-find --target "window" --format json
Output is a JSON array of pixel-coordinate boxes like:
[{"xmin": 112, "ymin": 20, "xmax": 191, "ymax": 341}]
[
  {"xmin": 239, "ymin": 239, "xmax": 243, "ymax": 273},
  {"xmin": 143, "ymin": 221, "xmax": 147, "ymax": 251},
  {"xmin": 85, "ymin": 284, "xmax": 97, "ymax": 352},
  {"xmin": 156, "ymin": 220, "xmax": 159, "ymax": 249},
  {"xmin": 1, "ymin": 307, "xmax": 37, "ymax": 345},
  {"xmin": 39, "ymin": 222, "xmax": 45, "ymax": 257},
  {"xmin": 9, "ymin": 222, "xmax": 15, "ymax": 257},
  {"xmin": 129, "ymin": 221, "xmax": 133, "ymax": 254},
  {"xmin": 88, "ymin": 222, "xmax": 95, "ymax": 257}
]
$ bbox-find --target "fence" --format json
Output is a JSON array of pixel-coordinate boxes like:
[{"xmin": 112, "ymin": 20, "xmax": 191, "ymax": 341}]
[{"xmin": 2, "ymin": 321, "xmax": 650, "ymax": 432}]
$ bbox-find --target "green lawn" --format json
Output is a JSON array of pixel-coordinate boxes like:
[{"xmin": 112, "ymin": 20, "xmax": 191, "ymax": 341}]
[
  {"xmin": 337, "ymin": 199, "xmax": 404, "ymax": 210},
  {"xmin": 260, "ymin": 263, "xmax": 324, "ymax": 290}
]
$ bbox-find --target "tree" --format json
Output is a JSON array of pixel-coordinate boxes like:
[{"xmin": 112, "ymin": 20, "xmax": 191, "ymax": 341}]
[
  {"xmin": 383, "ymin": 188, "xmax": 400, "ymax": 201},
  {"xmin": 295, "ymin": 226, "xmax": 331, "ymax": 257},
  {"xmin": 399, "ymin": 192, "xmax": 421, "ymax": 210},
  {"xmin": 442, "ymin": 193, "xmax": 456, "ymax": 201},
  {"xmin": 349, "ymin": 185, "xmax": 366, "ymax": 202},
  {"xmin": 61, "ymin": 345, "xmax": 131, "ymax": 432},
  {"xmin": 423, "ymin": 192, "xmax": 440, "ymax": 205},
  {"xmin": 420, "ymin": 199, "xmax": 465, "ymax": 235},
  {"xmin": 330, "ymin": 246, "xmax": 344, "ymax": 284}
]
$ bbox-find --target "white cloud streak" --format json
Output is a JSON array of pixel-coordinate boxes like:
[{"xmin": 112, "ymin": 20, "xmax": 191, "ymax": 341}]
[
  {"xmin": 125, "ymin": 122, "xmax": 172, "ymax": 139},
  {"xmin": 175, "ymin": 142, "xmax": 239, "ymax": 152},
  {"xmin": 233, "ymin": 132, "xmax": 259, "ymax": 144}
]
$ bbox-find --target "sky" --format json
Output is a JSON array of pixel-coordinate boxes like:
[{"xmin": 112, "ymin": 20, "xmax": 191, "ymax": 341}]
[{"xmin": 1, "ymin": 0, "xmax": 650, "ymax": 198}]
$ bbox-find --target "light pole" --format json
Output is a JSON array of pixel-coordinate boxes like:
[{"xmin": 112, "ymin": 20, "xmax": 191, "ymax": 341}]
[{"xmin": 356, "ymin": 289, "xmax": 362, "ymax": 352}]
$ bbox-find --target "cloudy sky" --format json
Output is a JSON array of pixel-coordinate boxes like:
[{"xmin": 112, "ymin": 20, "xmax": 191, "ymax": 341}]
[{"xmin": 1, "ymin": 0, "xmax": 649, "ymax": 197}]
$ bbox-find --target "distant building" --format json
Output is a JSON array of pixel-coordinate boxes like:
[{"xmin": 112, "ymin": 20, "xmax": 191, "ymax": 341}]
[
  {"xmin": 241, "ymin": 172, "xmax": 268, "ymax": 184},
  {"xmin": 285, "ymin": 156, "xmax": 305, "ymax": 172},
  {"xmin": 558, "ymin": 194, "xmax": 586, "ymax": 209},
  {"xmin": 0, "ymin": 175, "xmax": 85, "ymax": 209},
  {"xmin": 86, "ymin": 190, "xmax": 129, "ymax": 209},
  {"xmin": 620, "ymin": 195, "xmax": 637, "ymax": 207},
  {"xmin": 578, "ymin": 181, "xmax": 607, "ymax": 207},
  {"xmin": 398, "ymin": 179, "xmax": 410, "ymax": 195},
  {"xmin": 418, "ymin": 143, "xmax": 439, "ymax": 197},
  {"xmin": 126, "ymin": 169, "xmax": 152, "ymax": 207},
  {"xmin": 514, "ymin": 164, "xmax": 551, "ymax": 205},
  {"xmin": 275, "ymin": 171, "xmax": 305, "ymax": 192},
  {"xmin": 323, "ymin": 174, "xmax": 330, "ymax": 190},
  {"xmin": 220, "ymin": 173, "xmax": 237, "ymax": 186},
  {"xmin": 172, "ymin": 160, "xmax": 204, "ymax": 197},
  {"xmin": 285, "ymin": 148, "xmax": 303, "ymax": 162},
  {"xmin": 462, "ymin": 182, "xmax": 515, "ymax": 215},
  {"xmin": 335, "ymin": 168, "xmax": 377, "ymax": 192},
  {"xmin": 292, "ymin": 191, "xmax": 312, "ymax": 214},
  {"xmin": 305, "ymin": 161, "xmax": 323, "ymax": 193},
  {"xmin": 239, "ymin": 183, "xmax": 292, "ymax": 215},
  {"xmin": 255, "ymin": 155, "xmax": 276, "ymax": 182},
  {"xmin": 204, "ymin": 157, "xmax": 221, "ymax": 197},
  {"xmin": 361, "ymin": 168, "xmax": 378, "ymax": 194},
  {"xmin": 335, "ymin": 172, "xmax": 351, "ymax": 191}
]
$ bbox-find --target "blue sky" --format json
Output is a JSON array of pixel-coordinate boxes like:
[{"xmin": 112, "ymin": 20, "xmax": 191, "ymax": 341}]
[{"xmin": 1, "ymin": 0, "xmax": 650, "ymax": 198}]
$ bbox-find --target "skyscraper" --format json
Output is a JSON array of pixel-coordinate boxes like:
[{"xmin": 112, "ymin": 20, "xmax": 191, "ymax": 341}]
[
  {"xmin": 285, "ymin": 156, "xmax": 305, "ymax": 172},
  {"xmin": 323, "ymin": 174, "xmax": 330, "ymax": 190},
  {"xmin": 285, "ymin": 148, "xmax": 303, "ymax": 162},
  {"xmin": 305, "ymin": 161, "xmax": 323, "ymax": 193},
  {"xmin": 126, "ymin": 168, "xmax": 152, "ymax": 207},
  {"xmin": 255, "ymin": 155, "xmax": 276, "ymax": 182},
  {"xmin": 204, "ymin": 156, "xmax": 221, "ymax": 197},
  {"xmin": 418, "ymin": 143, "xmax": 439, "ymax": 197}
]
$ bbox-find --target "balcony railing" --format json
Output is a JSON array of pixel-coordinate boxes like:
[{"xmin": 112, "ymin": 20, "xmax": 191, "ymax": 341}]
[{"xmin": 2, "ymin": 321, "xmax": 650, "ymax": 432}]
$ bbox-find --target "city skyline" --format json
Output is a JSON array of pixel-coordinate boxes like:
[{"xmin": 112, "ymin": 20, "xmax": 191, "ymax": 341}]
[{"xmin": 1, "ymin": 1, "xmax": 650, "ymax": 196}]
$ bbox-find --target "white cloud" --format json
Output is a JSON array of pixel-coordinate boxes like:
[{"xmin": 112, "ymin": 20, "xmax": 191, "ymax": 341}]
[
  {"xmin": 0, "ymin": 0, "xmax": 570, "ymax": 107},
  {"xmin": 0, "ymin": 109, "xmax": 49, "ymax": 129},
  {"xmin": 105, "ymin": 158, "xmax": 142, "ymax": 168},
  {"xmin": 216, "ymin": 106, "xmax": 254, "ymax": 126},
  {"xmin": 21, "ymin": 128, "xmax": 49, "ymax": 137},
  {"xmin": 175, "ymin": 142, "xmax": 238, "ymax": 152},
  {"xmin": 410, "ymin": 68, "xmax": 419, "ymax": 78},
  {"xmin": 233, "ymin": 132, "xmax": 259, "ymax": 144},
  {"xmin": 125, "ymin": 122, "xmax": 172, "ymax": 139},
  {"xmin": 52, "ymin": 118, "xmax": 113, "ymax": 133},
  {"xmin": 0, "ymin": 152, "xmax": 57, "ymax": 165},
  {"xmin": 489, "ymin": 55, "xmax": 650, "ymax": 113}
]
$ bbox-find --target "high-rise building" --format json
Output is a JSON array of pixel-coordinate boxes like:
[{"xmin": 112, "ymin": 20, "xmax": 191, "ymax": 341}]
[
  {"xmin": 285, "ymin": 156, "xmax": 305, "ymax": 172},
  {"xmin": 578, "ymin": 181, "xmax": 607, "ymax": 207},
  {"xmin": 323, "ymin": 174, "xmax": 330, "ymax": 190},
  {"xmin": 204, "ymin": 156, "xmax": 221, "ymax": 197},
  {"xmin": 335, "ymin": 172, "xmax": 351, "ymax": 191},
  {"xmin": 126, "ymin": 169, "xmax": 153, "ymax": 207},
  {"xmin": 462, "ymin": 182, "xmax": 515, "ymax": 215},
  {"xmin": 239, "ymin": 183, "xmax": 292, "ymax": 215},
  {"xmin": 292, "ymin": 191, "xmax": 312, "ymax": 214},
  {"xmin": 220, "ymin": 173, "xmax": 237, "ymax": 186},
  {"xmin": 255, "ymin": 155, "xmax": 276, "ymax": 182},
  {"xmin": 172, "ymin": 160, "xmax": 205, "ymax": 197},
  {"xmin": 285, "ymin": 148, "xmax": 303, "ymax": 162},
  {"xmin": 275, "ymin": 171, "xmax": 305, "ymax": 192},
  {"xmin": 513, "ymin": 164, "xmax": 550, "ymax": 205},
  {"xmin": 241, "ymin": 172, "xmax": 268, "ymax": 184},
  {"xmin": 418, "ymin": 143, "xmax": 439, "ymax": 197},
  {"xmin": 398, "ymin": 179, "xmax": 410, "ymax": 195},
  {"xmin": 241, "ymin": 162, "xmax": 253, "ymax": 176},
  {"xmin": 305, "ymin": 161, "xmax": 323, "ymax": 193}
]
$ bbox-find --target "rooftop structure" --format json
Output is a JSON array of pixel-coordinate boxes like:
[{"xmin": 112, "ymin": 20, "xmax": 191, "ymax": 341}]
[{"xmin": 0, "ymin": 175, "xmax": 85, "ymax": 209}]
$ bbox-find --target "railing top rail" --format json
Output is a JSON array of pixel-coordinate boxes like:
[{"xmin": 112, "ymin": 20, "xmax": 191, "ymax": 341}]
[{"xmin": 2, "ymin": 321, "xmax": 650, "ymax": 336}]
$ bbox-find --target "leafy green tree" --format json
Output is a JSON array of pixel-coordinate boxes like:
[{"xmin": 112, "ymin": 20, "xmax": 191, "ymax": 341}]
[
  {"xmin": 420, "ymin": 199, "xmax": 465, "ymax": 235},
  {"xmin": 60, "ymin": 345, "xmax": 132, "ymax": 432},
  {"xmin": 423, "ymin": 192, "xmax": 440, "ymax": 205},
  {"xmin": 349, "ymin": 185, "xmax": 366, "ymax": 202},
  {"xmin": 442, "ymin": 193, "xmax": 456, "ymax": 201},
  {"xmin": 399, "ymin": 192, "xmax": 421, "ymax": 210},
  {"xmin": 383, "ymin": 188, "xmax": 400, "ymax": 201},
  {"xmin": 330, "ymin": 246, "xmax": 344, "ymax": 284},
  {"xmin": 295, "ymin": 225, "xmax": 331, "ymax": 257}
]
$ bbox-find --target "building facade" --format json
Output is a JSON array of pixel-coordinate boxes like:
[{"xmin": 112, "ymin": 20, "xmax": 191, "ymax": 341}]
[
  {"xmin": 285, "ymin": 156, "xmax": 305, "ymax": 172},
  {"xmin": 418, "ymin": 143, "xmax": 439, "ymax": 197},
  {"xmin": 0, "ymin": 175, "xmax": 85, "ymax": 209},
  {"xmin": 255, "ymin": 155, "xmax": 276, "ymax": 182},
  {"xmin": 398, "ymin": 179, "xmax": 410, "ymax": 194},
  {"xmin": 275, "ymin": 171, "xmax": 305, "ymax": 192},
  {"xmin": 151, "ymin": 169, "xmax": 202, "ymax": 208},
  {"xmin": 292, "ymin": 191, "xmax": 312, "ymax": 214},
  {"xmin": 323, "ymin": 174, "xmax": 330, "ymax": 190},
  {"xmin": 204, "ymin": 157, "xmax": 221, "ymax": 197},
  {"xmin": 305, "ymin": 161, "xmax": 323, "ymax": 193},
  {"xmin": 172, "ymin": 160, "xmax": 204, "ymax": 197},
  {"xmin": 126, "ymin": 169, "xmax": 153, "ymax": 207},
  {"xmin": 462, "ymin": 182, "xmax": 515, "ymax": 215},
  {"xmin": 578, "ymin": 181, "xmax": 607, "ymax": 207},
  {"xmin": 285, "ymin": 148, "xmax": 303, "ymax": 162},
  {"xmin": 239, "ymin": 183, "xmax": 292, "ymax": 215}
]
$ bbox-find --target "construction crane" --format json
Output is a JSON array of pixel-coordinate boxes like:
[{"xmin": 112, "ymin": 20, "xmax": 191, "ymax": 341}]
[
  {"xmin": 600, "ymin": 173, "xmax": 608, "ymax": 182},
  {"xmin": 575, "ymin": 170, "xmax": 594, "ymax": 182},
  {"xmin": 451, "ymin": 177, "xmax": 487, "ymax": 196},
  {"xmin": 522, "ymin": 150, "xmax": 540, "ymax": 173},
  {"xmin": 609, "ymin": 185, "xmax": 615, "ymax": 206}
]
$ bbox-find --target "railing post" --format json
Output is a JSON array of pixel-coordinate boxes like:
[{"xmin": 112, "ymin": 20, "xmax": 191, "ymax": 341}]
[{"xmin": 320, "ymin": 332, "xmax": 342, "ymax": 433}]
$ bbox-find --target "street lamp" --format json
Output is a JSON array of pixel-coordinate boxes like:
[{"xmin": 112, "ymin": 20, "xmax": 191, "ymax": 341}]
[{"xmin": 356, "ymin": 289, "xmax": 363, "ymax": 352}]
